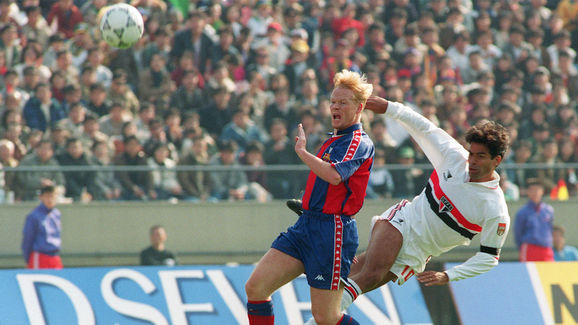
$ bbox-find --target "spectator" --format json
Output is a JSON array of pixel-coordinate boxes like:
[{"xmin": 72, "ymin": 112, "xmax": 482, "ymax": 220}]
[
  {"xmin": 169, "ymin": 10, "xmax": 213, "ymax": 75},
  {"xmin": 499, "ymin": 171, "xmax": 520, "ymax": 202},
  {"xmin": 46, "ymin": 0, "xmax": 83, "ymax": 39},
  {"xmin": 143, "ymin": 117, "xmax": 178, "ymax": 160},
  {"xmin": 79, "ymin": 115, "xmax": 110, "ymax": 153},
  {"xmin": 147, "ymin": 143, "xmax": 182, "ymax": 200},
  {"xmin": 84, "ymin": 47, "xmax": 112, "ymax": 88},
  {"xmin": 108, "ymin": 69, "xmax": 140, "ymax": 116},
  {"xmin": 207, "ymin": 140, "xmax": 249, "ymax": 201},
  {"xmin": 21, "ymin": 185, "xmax": 62, "ymax": 269},
  {"xmin": 552, "ymin": 225, "xmax": 578, "ymax": 261},
  {"xmin": 221, "ymin": 106, "xmax": 267, "ymax": 153},
  {"xmin": 140, "ymin": 225, "xmax": 177, "ymax": 266},
  {"xmin": 169, "ymin": 69, "xmax": 204, "ymax": 115},
  {"xmin": 85, "ymin": 82, "xmax": 110, "ymax": 117},
  {"xmin": 210, "ymin": 25, "xmax": 240, "ymax": 71},
  {"xmin": 200, "ymin": 87, "xmax": 233, "ymax": 138},
  {"xmin": 390, "ymin": 145, "xmax": 424, "ymax": 198},
  {"xmin": 263, "ymin": 87, "xmax": 298, "ymax": 134},
  {"xmin": 90, "ymin": 140, "xmax": 122, "ymax": 201},
  {"xmin": 56, "ymin": 137, "xmax": 95, "ymax": 201},
  {"xmin": 16, "ymin": 139, "xmax": 65, "ymax": 201},
  {"xmin": 284, "ymin": 39, "xmax": 315, "ymax": 96},
  {"xmin": 138, "ymin": 53, "xmax": 174, "ymax": 106},
  {"xmin": 53, "ymin": 50, "xmax": 79, "ymax": 85},
  {"xmin": 245, "ymin": 45, "xmax": 277, "ymax": 87},
  {"xmin": 22, "ymin": 82, "xmax": 66, "ymax": 132},
  {"xmin": 21, "ymin": 66, "xmax": 41, "ymax": 98},
  {"xmin": 99, "ymin": 101, "xmax": 132, "ymax": 137},
  {"xmin": 177, "ymin": 135, "xmax": 211, "ymax": 201},
  {"xmin": 0, "ymin": 138, "xmax": 17, "ymax": 195},
  {"xmin": 514, "ymin": 179, "xmax": 555, "ymax": 262},
  {"xmin": 21, "ymin": 5, "xmax": 50, "ymax": 49},
  {"xmin": 239, "ymin": 141, "xmax": 271, "ymax": 202},
  {"xmin": 57, "ymin": 102, "xmax": 86, "ymax": 138},
  {"xmin": 141, "ymin": 28, "xmax": 172, "ymax": 69},
  {"xmin": 114, "ymin": 135, "xmax": 154, "ymax": 201},
  {"xmin": 0, "ymin": 24, "xmax": 21, "ymax": 68},
  {"xmin": 366, "ymin": 147, "xmax": 394, "ymax": 199},
  {"xmin": 263, "ymin": 118, "xmax": 297, "ymax": 199}
]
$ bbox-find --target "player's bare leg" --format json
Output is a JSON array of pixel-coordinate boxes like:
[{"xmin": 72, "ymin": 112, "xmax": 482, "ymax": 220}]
[
  {"xmin": 310, "ymin": 285, "xmax": 346, "ymax": 325},
  {"xmin": 245, "ymin": 248, "xmax": 304, "ymax": 325},
  {"xmin": 246, "ymin": 248, "xmax": 305, "ymax": 299},
  {"xmin": 350, "ymin": 219, "xmax": 402, "ymax": 293}
]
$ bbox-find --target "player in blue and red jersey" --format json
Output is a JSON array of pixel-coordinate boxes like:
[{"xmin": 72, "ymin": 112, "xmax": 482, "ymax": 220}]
[{"xmin": 245, "ymin": 70, "xmax": 374, "ymax": 325}]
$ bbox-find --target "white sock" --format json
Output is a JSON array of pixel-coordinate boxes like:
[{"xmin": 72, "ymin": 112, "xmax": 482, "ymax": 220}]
[{"xmin": 342, "ymin": 278, "xmax": 361, "ymax": 310}]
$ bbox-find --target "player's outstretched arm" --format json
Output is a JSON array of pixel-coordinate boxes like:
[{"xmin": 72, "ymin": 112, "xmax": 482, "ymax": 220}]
[{"xmin": 365, "ymin": 96, "xmax": 389, "ymax": 114}]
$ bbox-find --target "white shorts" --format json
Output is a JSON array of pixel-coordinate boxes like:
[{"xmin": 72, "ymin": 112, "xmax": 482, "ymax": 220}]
[{"xmin": 370, "ymin": 200, "xmax": 432, "ymax": 285}]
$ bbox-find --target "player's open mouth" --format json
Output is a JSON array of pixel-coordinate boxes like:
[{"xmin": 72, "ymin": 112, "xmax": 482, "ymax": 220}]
[{"xmin": 333, "ymin": 114, "xmax": 341, "ymax": 121}]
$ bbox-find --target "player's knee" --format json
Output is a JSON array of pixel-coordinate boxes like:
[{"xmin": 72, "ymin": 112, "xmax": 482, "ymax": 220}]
[
  {"xmin": 245, "ymin": 278, "xmax": 262, "ymax": 299},
  {"xmin": 311, "ymin": 309, "xmax": 340, "ymax": 325}
]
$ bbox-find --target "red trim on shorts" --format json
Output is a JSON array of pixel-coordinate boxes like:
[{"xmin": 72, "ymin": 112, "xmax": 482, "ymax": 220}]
[
  {"xmin": 332, "ymin": 215, "xmax": 343, "ymax": 290},
  {"xmin": 387, "ymin": 200, "xmax": 408, "ymax": 220}
]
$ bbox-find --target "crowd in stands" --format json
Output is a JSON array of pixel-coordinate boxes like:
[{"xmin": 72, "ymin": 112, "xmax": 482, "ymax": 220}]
[{"xmin": 0, "ymin": 0, "xmax": 576, "ymax": 202}]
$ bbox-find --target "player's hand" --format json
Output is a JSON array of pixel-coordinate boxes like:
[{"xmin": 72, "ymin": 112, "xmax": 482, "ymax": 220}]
[
  {"xmin": 417, "ymin": 271, "xmax": 449, "ymax": 286},
  {"xmin": 365, "ymin": 96, "xmax": 389, "ymax": 114},
  {"xmin": 295, "ymin": 123, "xmax": 307, "ymax": 155}
]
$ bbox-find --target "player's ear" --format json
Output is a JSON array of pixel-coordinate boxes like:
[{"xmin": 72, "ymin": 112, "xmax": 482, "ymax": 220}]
[
  {"xmin": 494, "ymin": 154, "xmax": 502, "ymax": 166},
  {"xmin": 357, "ymin": 102, "xmax": 364, "ymax": 113}
]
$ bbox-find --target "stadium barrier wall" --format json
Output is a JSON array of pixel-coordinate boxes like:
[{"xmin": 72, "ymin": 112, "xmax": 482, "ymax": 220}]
[
  {"xmin": 0, "ymin": 264, "xmax": 432, "ymax": 325},
  {"xmin": 0, "ymin": 199, "xmax": 576, "ymax": 268},
  {"xmin": 448, "ymin": 261, "xmax": 578, "ymax": 325}
]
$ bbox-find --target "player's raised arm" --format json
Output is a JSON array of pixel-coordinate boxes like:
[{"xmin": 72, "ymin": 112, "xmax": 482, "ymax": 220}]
[
  {"xmin": 368, "ymin": 96, "xmax": 467, "ymax": 171},
  {"xmin": 295, "ymin": 124, "xmax": 342, "ymax": 185}
]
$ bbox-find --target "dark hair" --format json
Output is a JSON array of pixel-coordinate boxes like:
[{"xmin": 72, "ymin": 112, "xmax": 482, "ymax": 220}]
[
  {"xmin": 40, "ymin": 185, "xmax": 56, "ymax": 195},
  {"xmin": 465, "ymin": 120, "xmax": 510, "ymax": 158}
]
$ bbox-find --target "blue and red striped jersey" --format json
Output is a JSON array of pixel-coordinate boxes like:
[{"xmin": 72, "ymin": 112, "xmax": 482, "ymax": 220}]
[{"xmin": 302, "ymin": 123, "xmax": 374, "ymax": 216}]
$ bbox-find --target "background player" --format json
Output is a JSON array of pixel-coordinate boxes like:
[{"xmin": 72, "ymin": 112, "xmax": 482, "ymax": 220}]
[
  {"xmin": 304, "ymin": 95, "xmax": 511, "ymax": 323},
  {"xmin": 244, "ymin": 70, "xmax": 374, "ymax": 325}
]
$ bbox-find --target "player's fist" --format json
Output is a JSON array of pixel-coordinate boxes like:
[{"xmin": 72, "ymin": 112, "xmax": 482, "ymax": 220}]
[{"xmin": 365, "ymin": 96, "xmax": 389, "ymax": 114}]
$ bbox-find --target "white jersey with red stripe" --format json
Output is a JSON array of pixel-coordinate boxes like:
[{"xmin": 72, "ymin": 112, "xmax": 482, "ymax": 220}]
[{"xmin": 382, "ymin": 102, "xmax": 510, "ymax": 282}]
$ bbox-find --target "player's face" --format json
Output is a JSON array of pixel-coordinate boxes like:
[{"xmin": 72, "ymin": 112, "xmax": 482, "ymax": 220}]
[
  {"xmin": 330, "ymin": 87, "xmax": 362, "ymax": 130},
  {"xmin": 40, "ymin": 191, "xmax": 57, "ymax": 210},
  {"xmin": 467, "ymin": 142, "xmax": 501, "ymax": 182}
]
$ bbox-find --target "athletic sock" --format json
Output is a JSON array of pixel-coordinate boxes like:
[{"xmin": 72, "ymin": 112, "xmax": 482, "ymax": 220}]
[
  {"xmin": 337, "ymin": 314, "xmax": 360, "ymax": 324},
  {"xmin": 247, "ymin": 300, "xmax": 274, "ymax": 325},
  {"xmin": 341, "ymin": 278, "xmax": 362, "ymax": 310}
]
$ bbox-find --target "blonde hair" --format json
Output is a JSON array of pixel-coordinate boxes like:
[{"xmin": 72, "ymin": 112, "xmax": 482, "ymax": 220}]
[{"xmin": 333, "ymin": 69, "xmax": 373, "ymax": 106}]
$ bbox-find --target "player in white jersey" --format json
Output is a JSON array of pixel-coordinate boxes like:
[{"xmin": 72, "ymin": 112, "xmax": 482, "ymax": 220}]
[{"xmin": 302, "ymin": 95, "xmax": 511, "ymax": 322}]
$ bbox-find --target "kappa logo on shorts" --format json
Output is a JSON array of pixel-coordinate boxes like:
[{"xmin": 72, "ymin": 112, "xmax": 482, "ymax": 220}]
[
  {"xmin": 439, "ymin": 196, "xmax": 454, "ymax": 213},
  {"xmin": 315, "ymin": 275, "xmax": 325, "ymax": 281}
]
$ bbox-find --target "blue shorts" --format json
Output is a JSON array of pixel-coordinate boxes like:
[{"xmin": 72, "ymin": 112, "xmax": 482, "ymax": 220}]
[{"xmin": 271, "ymin": 211, "xmax": 358, "ymax": 290}]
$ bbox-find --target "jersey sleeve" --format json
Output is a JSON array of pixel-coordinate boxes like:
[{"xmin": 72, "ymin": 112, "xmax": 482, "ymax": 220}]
[
  {"xmin": 445, "ymin": 214, "xmax": 510, "ymax": 281},
  {"xmin": 385, "ymin": 102, "xmax": 468, "ymax": 171},
  {"xmin": 332, "ymin": 138, "xmax": 374, "ymax": 181}
]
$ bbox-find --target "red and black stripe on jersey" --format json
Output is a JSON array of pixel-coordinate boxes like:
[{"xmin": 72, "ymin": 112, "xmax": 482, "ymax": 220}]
[{"xmin": 425, "ymin": 170, "xmax": 482, "ymax": 240}]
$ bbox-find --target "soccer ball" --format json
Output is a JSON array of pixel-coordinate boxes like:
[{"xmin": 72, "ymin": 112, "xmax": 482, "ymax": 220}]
[{"xmin": 99, "ymin": 3, "xmax": 144, "ymax": 49}]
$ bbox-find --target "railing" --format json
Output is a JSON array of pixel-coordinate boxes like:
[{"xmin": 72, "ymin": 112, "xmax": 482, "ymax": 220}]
[{"xmin": 1, "ymin": 162, "xmax": 575, "ymax": 202}]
